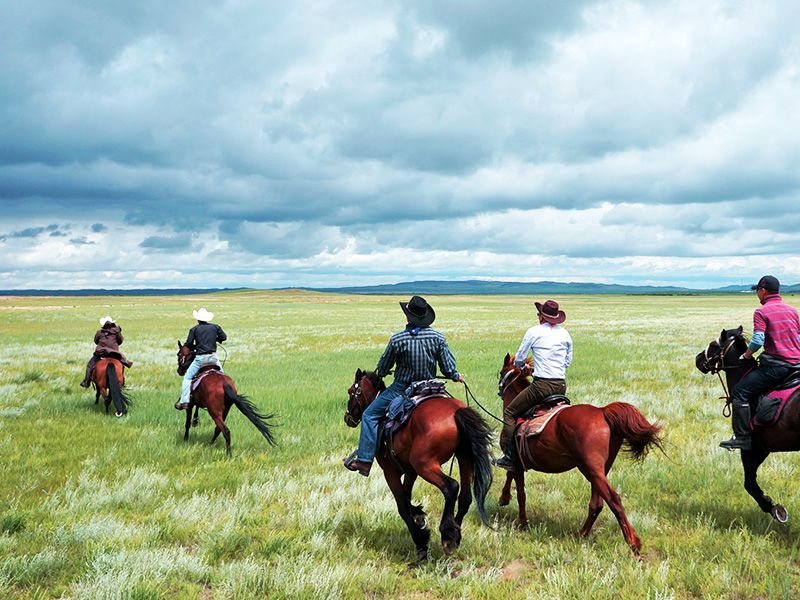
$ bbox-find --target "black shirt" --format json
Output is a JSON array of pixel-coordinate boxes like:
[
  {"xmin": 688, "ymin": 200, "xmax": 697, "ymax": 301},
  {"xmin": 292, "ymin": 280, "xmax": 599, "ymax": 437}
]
[{"xmin": 187, "ymin": 322, "xmax": 227, "ymax": 355}]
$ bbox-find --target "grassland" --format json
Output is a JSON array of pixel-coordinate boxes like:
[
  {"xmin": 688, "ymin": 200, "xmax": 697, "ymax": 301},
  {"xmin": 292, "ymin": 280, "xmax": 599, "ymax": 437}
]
[{"xmin": 1, "ymin": 290, "xmax": 799, "ymax": 599}]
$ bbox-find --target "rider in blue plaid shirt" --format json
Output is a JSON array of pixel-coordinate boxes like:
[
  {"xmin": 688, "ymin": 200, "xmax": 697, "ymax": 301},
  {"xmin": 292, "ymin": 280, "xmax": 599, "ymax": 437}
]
[{"xmin": 344, "ymin": 296, "xmax": 463, "ymax": 476}]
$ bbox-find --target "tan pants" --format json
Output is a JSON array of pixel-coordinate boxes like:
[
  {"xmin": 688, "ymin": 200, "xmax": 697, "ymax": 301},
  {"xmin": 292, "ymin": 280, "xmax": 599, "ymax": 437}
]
[{"xmin": 501, "ymin": 378, "xmax": 566, "ymax": 448}]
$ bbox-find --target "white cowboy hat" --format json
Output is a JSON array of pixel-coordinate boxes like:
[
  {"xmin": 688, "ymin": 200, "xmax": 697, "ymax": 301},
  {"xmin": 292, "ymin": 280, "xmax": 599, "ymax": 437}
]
[
  {"xmin": 99, "ymin": 316, "xmax": 115, "ymax": 326},
  {"xmin": 192, "ymin": 307, "xmax": 214, "ymax": 322}
]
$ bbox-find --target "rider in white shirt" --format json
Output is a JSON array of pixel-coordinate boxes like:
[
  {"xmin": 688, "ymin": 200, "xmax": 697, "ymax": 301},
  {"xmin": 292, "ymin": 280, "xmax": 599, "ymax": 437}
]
[{"xmin": 494, "ymin": 300, "xmax": 573, "ymax": 470}]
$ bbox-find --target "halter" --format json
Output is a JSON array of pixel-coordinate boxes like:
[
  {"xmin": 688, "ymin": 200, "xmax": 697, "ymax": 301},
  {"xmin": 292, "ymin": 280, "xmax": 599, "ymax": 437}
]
[{"xmin": 703, "ymin": 334, "xmax": 749, "ymax": 417}]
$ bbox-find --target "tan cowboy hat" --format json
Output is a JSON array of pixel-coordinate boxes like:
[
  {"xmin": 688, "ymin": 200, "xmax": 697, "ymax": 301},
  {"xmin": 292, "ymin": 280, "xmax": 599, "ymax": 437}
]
[
  {"xmin": 99, "ymin": 316, "xmax": 115, "ymax": 326},
  {"xmin": 535, "ymin": 300, "xmax": 566, "ymax": 324},
  {"xmin": 192, "ymin": 307, "xmax": 214, "ymax": 322}
]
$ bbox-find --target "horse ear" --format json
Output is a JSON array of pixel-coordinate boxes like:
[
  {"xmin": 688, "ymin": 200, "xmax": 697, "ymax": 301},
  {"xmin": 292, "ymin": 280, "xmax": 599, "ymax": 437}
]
[
  {"xmin": 720, "ymin": 328, "xmax": 726, "ymax": 340},
  {"xmin": 177, "ymin": 340, "xmax": 182, "ymax": 348},
  {"xmin": 504, "ymin": 353, "xmax": 511, "ymax": 365},
  {"xmin": 355, "ymin": 368, "xmax": 363, "ymax": 380},
  {"xmin": 737, "ymin": 325, "xmax": 743, "ymax": 335}
]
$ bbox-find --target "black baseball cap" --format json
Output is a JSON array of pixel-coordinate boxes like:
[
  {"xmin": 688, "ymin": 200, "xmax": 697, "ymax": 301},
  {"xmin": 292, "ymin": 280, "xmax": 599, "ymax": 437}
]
[{"xmin": 751, "ymin": 275, "xmax": 780, "ymax": 293}]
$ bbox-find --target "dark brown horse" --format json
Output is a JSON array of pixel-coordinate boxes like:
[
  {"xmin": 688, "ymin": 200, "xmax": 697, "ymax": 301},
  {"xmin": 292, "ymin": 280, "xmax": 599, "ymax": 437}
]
[
  {"xmin": 696, "ymin": 326, "xmax": 798, "ymax": 522},
  {"xmin": 344, "ymin": 369, "xmax": 493, "ymax": 561},
  {"xmin": 497, "ymin": 353, "xmax": 663, "ymax": 555},
  {"xmin": 177, "ymin": 342, "xmax": 276, "ymax": 456},
  {"xmin": 91, "ymin": 357, "xmax": 130, "ymax": 417}
]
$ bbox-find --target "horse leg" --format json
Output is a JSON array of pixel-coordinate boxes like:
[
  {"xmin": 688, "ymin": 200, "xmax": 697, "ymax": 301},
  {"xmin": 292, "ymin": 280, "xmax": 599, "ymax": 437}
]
[
  {"xmin": 579, "ymin": 484, "xmax": 604, "ymax": 538},
  {"xmin": 742, "ymin": 449, "xmax": 786, "ymax": 521},
  {"xmin": 191, "ymin": 405, "xmax": 200, "ymax": 427},
  {"xmin": 94, "ymin": 388, "xmax": 100, "ymax": 405},
  {"xmin": 383, "ymin": 462, "xmax": 430, "ymax": 562},
  {"xmin": 208, "ymin": 408, "xmax": 231, "ymax": 456},
  {"xmin": 415, "ymin": 462, "xmax": 461, "ymax": 554},
  {"xmin": 499, "ymin": 472, "xmax": 513, "ymax": 506},
  {"xmin": 513, "ymin": 469, "xmax": 528, "ymax": 529},
  {"xmin": 454, "ymin": 457, "xmax": 473, "ymax": 526},
  {"xmin": 184, "ymin": 404, "xmax": 193, "ymax": 442},
  {"xmin": 211, "ymin": 403, "xmax": 232, "ymax": 445},
  {"xmin": 402, "ymin": 472, "xmax": 426, "ymax": 528},
  {"xmin": 582, "ymin": 466, "xmax": 641, "ymax": 556}
]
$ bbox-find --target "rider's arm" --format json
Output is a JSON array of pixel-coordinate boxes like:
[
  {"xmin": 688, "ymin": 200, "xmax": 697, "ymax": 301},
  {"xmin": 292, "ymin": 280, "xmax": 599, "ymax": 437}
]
[
  {"xmin": 186, "ymin": 327, "xmax": 196, "ymax": 351},
  {"xmin": 375, "ymin": 338, "xmax": 396, "ymax": 378},
  {"xmin": 437, "ymin": 338, "xmax": 461, "ymax": 382},
  {"xmin": 216, "ymin": 325, "xmax": 227, "ymax": 343},
  {"xmin": 117, "ymin": 328, "xmax": 124, "ymax": 345},
  {"xmin": 513, "ymin": 328, "xmax": 534, "ymax": 369},
  {"xmin": 746, "ymin": 310, "xmax": 767, "ymax": 357},
  {"xmin": 564, "ymin": 333, "xmax": 573, "ymax": 369}
]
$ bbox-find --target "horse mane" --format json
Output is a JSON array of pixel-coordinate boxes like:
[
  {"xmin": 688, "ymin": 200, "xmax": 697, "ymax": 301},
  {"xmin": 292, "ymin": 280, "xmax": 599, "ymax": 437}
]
[{"xmin": 362, "ymin": 370, "xmax": 386, "ymax": 392}]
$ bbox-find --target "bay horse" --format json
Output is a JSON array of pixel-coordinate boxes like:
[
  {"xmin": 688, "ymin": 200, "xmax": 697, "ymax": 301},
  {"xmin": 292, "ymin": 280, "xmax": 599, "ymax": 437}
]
[
  {"xmin": 344, "ymin": 369, "xmax": 493, "ymax": 562},
  {"xmin": 695, "ymin": 326, "xmax": 799, "ymax": 522},
  {"xmin": 91, "ymin": 357, "xmax": 130, "ymax": 417},
  {"xmin": 497, "ymin": 354, "xmax": 664, "ymax": 556},
  {"xmin": 177, "ymin": 342, "xmax": 276, "ymax": 456}
]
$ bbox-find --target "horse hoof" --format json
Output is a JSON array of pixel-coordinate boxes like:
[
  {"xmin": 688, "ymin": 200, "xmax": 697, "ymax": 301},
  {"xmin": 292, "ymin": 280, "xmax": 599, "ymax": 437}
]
[
  {"xmin": 115, "ymin": 411, "xmax": 125, "ymax": 418},
  {"xmin": 413, "ymin": 515, "xmax": 427, "ymax": 528},
  {"xmin": 516, "ymin": 519, "xmax": 529, "ymax": 531},
  {"xmin": 499, "ymin": 495, "xmax": 510, "ymax": 507},
  {"xmin": 442, "ymin": 540, "xmax": 458, "ymax": 556},
  {"xmin": 771, "ymin": 505, "xmax": 789, "ymax": 523},
  {"xmin": 191, "ymin": 418, "xmax": 199, "ymax": 427}
]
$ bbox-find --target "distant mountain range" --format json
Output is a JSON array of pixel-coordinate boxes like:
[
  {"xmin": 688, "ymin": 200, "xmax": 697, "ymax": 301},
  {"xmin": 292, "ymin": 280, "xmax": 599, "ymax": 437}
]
[
  {"xmin": 305, "ymin": 279, "xmax": 800, "ymax": 295},
  {"xmin": 2, "ymin": 281, "xmax": 799, "ymax": 296}
]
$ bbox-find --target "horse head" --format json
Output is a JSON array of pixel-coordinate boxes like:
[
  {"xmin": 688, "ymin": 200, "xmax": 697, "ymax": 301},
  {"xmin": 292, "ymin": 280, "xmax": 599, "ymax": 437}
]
[
  {"xmin": 695, "ymin": 326, "xmax": 749, "ymax": 374},
  {"xmin": 344, "ymin": 368, "xmax": 385, "ymax": 427},
  {"xmin": 497, "ymin": 352, "xmax": 531, "ymax": 402},
  {"xmin": 176, "ymin": 340, "xmax": 195, "ymax": 375}
]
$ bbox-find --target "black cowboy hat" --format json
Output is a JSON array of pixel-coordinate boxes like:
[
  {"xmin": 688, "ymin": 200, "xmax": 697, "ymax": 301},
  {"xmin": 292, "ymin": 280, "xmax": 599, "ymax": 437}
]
[
  {"xmin": 400, "ymin": 295, "xmax": 435, "ymax": 328},
  {"xmin": 535, "ymin": 299, "xmax": 566, "ymax": 324}
]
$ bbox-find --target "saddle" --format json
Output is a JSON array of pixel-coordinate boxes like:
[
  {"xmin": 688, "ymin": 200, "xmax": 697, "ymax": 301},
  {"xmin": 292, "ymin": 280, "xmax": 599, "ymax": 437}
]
[
  {"xmin": 751, "ymin": 379, "xmax": 800, "ymax": 429},
  {"xmin": 515, "ymin": 398, "xmax": 571, "ymax": 439},
  {"xmin": 383, "ymin": 380, "xmax": 452, "ymax": 435},
  {"xmin": 190, "ymin": 364, "xmax": 222, "ymax": 392}
]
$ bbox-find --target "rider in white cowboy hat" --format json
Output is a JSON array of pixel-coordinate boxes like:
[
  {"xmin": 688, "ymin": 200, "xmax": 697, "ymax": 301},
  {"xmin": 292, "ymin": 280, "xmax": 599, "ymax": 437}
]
[
  {"xmin": 175, "ymin": 308, "xmax": 227, "ymax": 410},
  {"xmin": 79, "ymin": 316, "xmax": 133, "ymax": 388}
]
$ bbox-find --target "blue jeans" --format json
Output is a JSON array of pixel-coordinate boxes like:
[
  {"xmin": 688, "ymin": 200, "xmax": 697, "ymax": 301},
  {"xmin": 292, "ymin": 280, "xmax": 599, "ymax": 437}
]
[
  {"xmin": 180, "ymin": 353, "xmax": 223, "ymax": 404},
  {"xmin": 356, "ymin": 381, "xmax": 407, "ymax": 463}
]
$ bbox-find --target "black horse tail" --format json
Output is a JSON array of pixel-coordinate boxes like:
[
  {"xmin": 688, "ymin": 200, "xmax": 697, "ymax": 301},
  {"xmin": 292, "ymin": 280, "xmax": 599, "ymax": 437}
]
[
  {"xmin": 106, "ymin": 364, "xmax": 130, "ymax": 415},
  {"xmin": 603, "ymin": 402, "xmax": 665, "ymax": 461},
  {"xmin": 455, "ymin": 407, "xmax": 494, "ymax": 526},
  {"xmin": 223, "ymin": 383, "xmax": 277, "ymax": 446}
]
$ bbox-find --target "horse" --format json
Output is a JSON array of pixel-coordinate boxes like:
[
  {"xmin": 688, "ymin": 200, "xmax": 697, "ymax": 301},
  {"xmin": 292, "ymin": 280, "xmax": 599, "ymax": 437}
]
[
  {"xmin": 695, "ymin": 326, "xmax": 799, "ymax": 522},
  {"xmin": 497, "ymin": 353, "xmax": 664, "ymax": 556},
  {"xmin": 91, "ymin": 357, "xmax": 130, "ymax": 417},
  {"xmin": 344, "ymin": 369, "xmax": 493, "ymax": 562},
  {"xmin": 177, "ymin": 341, "xmax": 276, "ymax": 456}
]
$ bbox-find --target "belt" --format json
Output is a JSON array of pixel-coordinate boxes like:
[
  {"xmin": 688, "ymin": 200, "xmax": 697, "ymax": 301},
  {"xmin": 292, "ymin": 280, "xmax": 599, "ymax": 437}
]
[{"xmin": 533, "ymin": 377, "xmax": 565, "ymax": 382}]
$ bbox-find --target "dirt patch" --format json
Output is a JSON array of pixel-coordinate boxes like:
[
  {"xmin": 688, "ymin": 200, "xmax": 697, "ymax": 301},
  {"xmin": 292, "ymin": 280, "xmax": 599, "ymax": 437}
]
[
  {"xmin": 501, "ymin": 559, "xmax": 534, "ymax": 581},
  {"xmin": 0, "ymin": 305, "xmax": 77, "ymax": 311}
]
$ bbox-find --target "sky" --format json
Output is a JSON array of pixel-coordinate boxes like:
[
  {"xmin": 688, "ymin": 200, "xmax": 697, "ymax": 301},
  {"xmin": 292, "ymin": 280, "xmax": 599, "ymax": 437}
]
[{"xmin": 1, "ymin": 0, "xmax": 799, "ymax": 290}]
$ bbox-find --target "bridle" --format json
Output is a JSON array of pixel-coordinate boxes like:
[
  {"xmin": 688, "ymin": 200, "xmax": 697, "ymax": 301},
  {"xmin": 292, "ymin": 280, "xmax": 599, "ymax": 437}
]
[
  {"xmin": 176, "ymin": 344, "xmax": 195, "ymax": 376},
  {"xmin": 498, "ymin": 365, "xmax": 529, "ymax": 399},
  {"xmin": 344, "ymin": 377, "xmax": 373, "ymax": 427},
  {"xmin": 700, "ymin": 333, "xmax": 750, "ymax": 417}
]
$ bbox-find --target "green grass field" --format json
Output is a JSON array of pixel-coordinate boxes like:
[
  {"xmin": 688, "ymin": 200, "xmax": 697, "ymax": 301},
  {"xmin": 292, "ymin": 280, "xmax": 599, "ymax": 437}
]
[{"xmin": 1, "ymin": 291, "xmax": 799, "ymax": 599}]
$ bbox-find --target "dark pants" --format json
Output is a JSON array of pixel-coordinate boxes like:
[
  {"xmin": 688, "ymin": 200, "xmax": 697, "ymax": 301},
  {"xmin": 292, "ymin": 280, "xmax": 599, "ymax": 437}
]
[
  {"xmin": 501, "ymin": 378, "xmax": 566, "ymax": 450},
  {"xmin": 730, "ymin": 361, "xmax": 794, "ymax": 438}
]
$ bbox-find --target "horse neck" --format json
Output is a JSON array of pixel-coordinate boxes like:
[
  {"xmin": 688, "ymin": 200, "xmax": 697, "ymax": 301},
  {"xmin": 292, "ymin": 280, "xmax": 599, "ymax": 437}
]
[{"xmin": 501, "ymin": 379, "xmax": 526, "ymax": 408}]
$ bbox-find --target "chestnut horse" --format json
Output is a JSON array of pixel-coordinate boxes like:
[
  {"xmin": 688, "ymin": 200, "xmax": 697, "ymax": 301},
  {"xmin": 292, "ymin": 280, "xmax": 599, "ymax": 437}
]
[
  {"xmin": 177, "ymin": 342, "xmax": 276, "ymax": 456},
  {"xmin": 695, "ymin": 326, "xmax": 799, "ymax": 522},
  {"xmin": 497, "ymin": 353, "xmax": 663, "ymax": 555},
  {"xmin": 91, "ymin": 357, "xmax": 130, "ymax": 417},
  {"xmin": 344, "ymin": 369, "xmax": 493, "ymax": 561}
]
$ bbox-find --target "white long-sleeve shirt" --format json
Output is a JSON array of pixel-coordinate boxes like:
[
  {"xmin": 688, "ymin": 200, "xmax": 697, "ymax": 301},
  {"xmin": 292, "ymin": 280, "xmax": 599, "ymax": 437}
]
[{"xmin": 514, "ymin": 323, "xmax": 573, "ymax": 380}]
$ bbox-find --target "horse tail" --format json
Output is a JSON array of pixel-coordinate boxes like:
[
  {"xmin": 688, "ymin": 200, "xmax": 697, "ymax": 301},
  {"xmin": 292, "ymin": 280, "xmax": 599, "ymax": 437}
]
[
  {"xmin": 106, "ymin": 363, "xmax": 130, "ymax": 415},
  {"xmin": 223, "ymin": 383, "xmax": 277, "ymax": 446},
  {"xmin": 454, "ymin": 407, "xmax": 494, "ymax": 526},
  {"xmin": 602, "ymin": 402, "xmax": 664, "ymax": 462}
]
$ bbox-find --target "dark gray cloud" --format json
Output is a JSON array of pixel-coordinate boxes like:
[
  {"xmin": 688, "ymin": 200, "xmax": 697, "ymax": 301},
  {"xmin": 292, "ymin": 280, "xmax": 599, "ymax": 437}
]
[{"xmin": 1, "ymin": 0, "xmax": 799, "ymax": 288}]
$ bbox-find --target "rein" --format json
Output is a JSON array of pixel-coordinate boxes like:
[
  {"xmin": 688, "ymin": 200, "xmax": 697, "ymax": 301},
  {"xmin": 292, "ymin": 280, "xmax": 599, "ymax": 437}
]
[
  {"xmin": 707, "ymin": 336, "xmax": 753, "ymax": 418},
  {"xmin": 462, "ymin": 379, "xmax": 504, "ymax": 424}
]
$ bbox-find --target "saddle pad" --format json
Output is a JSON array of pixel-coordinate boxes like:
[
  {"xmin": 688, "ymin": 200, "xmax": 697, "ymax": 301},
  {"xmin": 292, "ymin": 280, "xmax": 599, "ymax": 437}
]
[
  {"xmin": 515, "ymin": 403, "xmax": 570, "ymax": 438},
  {"xmin": 384, "ymin": 394, "xmax": 445, "ymax": 434},
  {"xmin": 191, "ymin": 367, "xmax": 221, "ymax": 392},
  {"xmin": 751, "ymin": 381, "xmax": 800, "ymax": 428}
]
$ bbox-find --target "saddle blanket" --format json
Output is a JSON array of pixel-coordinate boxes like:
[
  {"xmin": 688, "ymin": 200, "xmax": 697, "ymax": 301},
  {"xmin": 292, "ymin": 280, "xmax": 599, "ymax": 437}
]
[
  {"xmin": 191, "ymin": 366, "xmax": 222, "ymax": 392},
  {"xmin": 515, "ymin": 402, "xmax": 570, "ymax": 439},
  {"xmin": 384, "ymin": 391, "xmax": 451, "ymax": 434},
  {"xmin": 751, "ymin": 381, "xmax": 800, "ymax": 429}
]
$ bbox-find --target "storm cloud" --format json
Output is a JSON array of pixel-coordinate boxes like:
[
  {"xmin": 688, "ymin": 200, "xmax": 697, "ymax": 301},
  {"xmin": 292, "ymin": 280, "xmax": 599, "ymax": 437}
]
[{"xmin": 1, "ymin": 0, "xmax": 798, "ymax": 289}]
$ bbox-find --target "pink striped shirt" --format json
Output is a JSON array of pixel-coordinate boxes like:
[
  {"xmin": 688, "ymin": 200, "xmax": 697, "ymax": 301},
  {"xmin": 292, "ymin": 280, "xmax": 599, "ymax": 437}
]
[{"xmin": 754, "ymin": 294, "xmax": 800, "ymax": 364}]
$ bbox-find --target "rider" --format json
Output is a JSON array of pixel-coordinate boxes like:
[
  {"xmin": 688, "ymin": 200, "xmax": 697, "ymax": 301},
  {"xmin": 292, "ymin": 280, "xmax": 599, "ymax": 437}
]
[
  {"xmin": 494, "ymin": 299, "xmax": 573, "ymax": 470},
  {"xmin": 720, "ymin": 275, "xmax": 800, "ymax": 451},
  {"xmin": 79, "ymin": 316, "xmax": 133, "ymax": 388},
  {"xmin": 344, "ymin": 295, "xmax": 463, "ymax": 476},
  {"xmin": 175, "ymin": 307, "xmax": 227, "ymax": 410}
]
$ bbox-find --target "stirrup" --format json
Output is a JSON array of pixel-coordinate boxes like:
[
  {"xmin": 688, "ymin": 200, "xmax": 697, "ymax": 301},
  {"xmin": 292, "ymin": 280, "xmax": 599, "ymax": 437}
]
[{"xmin": 492, "ymin": 454, "xmax": 516, "ymax": 470}]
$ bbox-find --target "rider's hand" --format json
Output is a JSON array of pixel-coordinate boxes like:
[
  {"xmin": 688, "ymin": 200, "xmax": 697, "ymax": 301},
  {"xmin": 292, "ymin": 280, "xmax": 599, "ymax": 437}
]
[{"xmin": 456, "ymin": 374, "xmax": 464, "ymax": 383}]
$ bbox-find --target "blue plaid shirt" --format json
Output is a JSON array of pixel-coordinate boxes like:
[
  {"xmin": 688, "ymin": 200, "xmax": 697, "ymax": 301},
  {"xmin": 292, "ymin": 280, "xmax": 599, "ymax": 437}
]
[{"xmin": 376, "ymin": 326, "xmax": 460, "ymax": 386}]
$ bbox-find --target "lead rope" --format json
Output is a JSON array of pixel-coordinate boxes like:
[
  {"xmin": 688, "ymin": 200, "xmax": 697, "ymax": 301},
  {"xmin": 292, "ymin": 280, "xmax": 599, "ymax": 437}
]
[{"xmin": 718, "ymin": 371, "xmax": 732, "ymax": 418}]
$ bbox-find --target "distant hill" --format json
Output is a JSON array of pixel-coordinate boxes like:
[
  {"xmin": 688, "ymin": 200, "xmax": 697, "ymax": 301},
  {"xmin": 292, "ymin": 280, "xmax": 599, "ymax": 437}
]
[
  {"xmin": 0, "ymin": 288, "xmax": 248, "ymax": 297},
  {"xmin": 305, "ymin": 279, "xmax": 800, "ymax": 295}
]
